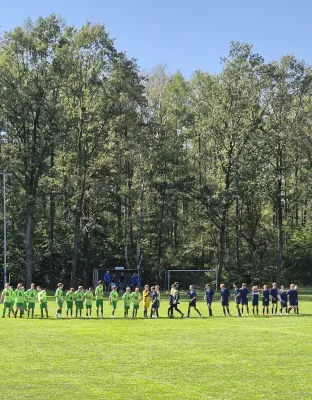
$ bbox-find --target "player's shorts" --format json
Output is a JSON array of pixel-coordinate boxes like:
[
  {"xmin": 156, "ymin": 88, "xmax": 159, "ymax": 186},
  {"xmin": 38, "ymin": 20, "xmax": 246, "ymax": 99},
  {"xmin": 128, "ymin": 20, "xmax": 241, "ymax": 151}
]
[
  {"xmin": 40, "ymin": 302, "xmax": 48, "ymax": 309},
  {"xmin": 3, "ymin": 302, "xmax": 12, "ymax": 308},
  {"xmin": 56, "ymin": 300, "xmax": 63, "ymax": 308},
  {"xmin": 271, "ymin": 298, "xmax": 278, "ymax": 304},
  {"xmin": 235, "ymin": 298, "xmax": 241, "ymax": 305},
  {"xmin": 28, "ymin": 303, "xmax": 35, "ymax": 309},
  {"xmin": 221, "ymin": 300, "xmax": 229, "ymax": 307},
  {"xmin": 154, "ymin": 300, "xmax": 160, "ymax": 309},
  {"xmin": 289, "ymin": 300, "xmax": 297, "ymax": 307},
  {"xmin": 124, "ymin": 304, "xmax": 130, "ymax": 310},
  {"xmin": 262, "ymin": 298, "xmax": 269, "ymax": 306},
  {"xmin": 16, "ymin": 302, "xmax": 24, "ymax": 308},
  {"xmin": 143, "ymin": 301, "xmax": 150, "ymax": 309},
  {"xmin": 206, "ymin": 299, "xmax": 213, "ymax": 306},
  {"xmin": 86, "ymin": 304, "xmax": 92, "ymax": 309},
  {"xmin": 189, "ymin": 301, "xmax": 196, "ymax": 308},
  {"xmin": 66, "ymin": 301, "xmax": 73, "ymax": 309},
  {"xmin": 76, "ymin": 301, "xmax": 83, "ymax": 309},
  {"xmin": 96, "ymin": 299, "xmax": 103, "ymax": 307},
  {"xmin": 133, "ymin": 304, "xmax": 139, "ymax": 310},
  {"xmin": 280, "ymin": 301, "xmax": 287, "ymax": 308},
  {"xmin": 111, "ymin": 301, "xmax": 117, "ymax": 309},
  {"xmin": 240, "ymin": 298, "xmax": 248, "ymax": 306},
  {"xmin": 251, "ymin": 300, "xmax": 258, "ymax": 307}
]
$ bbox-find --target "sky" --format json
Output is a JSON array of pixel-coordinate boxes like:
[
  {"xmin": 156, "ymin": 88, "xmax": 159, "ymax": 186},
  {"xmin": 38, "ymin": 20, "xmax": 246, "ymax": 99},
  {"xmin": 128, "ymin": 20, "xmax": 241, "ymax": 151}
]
[{"xmin": 0, "ymin": 0, "xmax": 311, "ymax": 77}]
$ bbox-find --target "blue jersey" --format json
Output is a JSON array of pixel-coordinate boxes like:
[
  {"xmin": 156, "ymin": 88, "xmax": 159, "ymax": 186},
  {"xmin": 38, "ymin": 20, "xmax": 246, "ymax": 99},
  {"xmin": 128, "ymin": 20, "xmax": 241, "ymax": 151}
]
[
  {"xmin": 252, "ymin": 291, "xmax": 259, "ymax": 303},
  {"xmin": 287, "ymin": 289, "xmax": 298, "ymax": 305},
  {"xmin": 279, "ymin": 291, "xmax": 287, "ymax": 303},
  {"xmin": 240, "ymin": 288, "xmax": 249, "ymax": 299},
  {"xmin": 205, "ymin": 289, "xmax": 214, "ymax": 300},
  {"xmin": 270, "ymin": 288, "xmax": 278, "ymax": 301},
  {"xmin": 234, "ymin": 287, "xmax": 240, "ymax": 304},
  {"xmin": 152, "ymin": 291, "xmax": 158, "ymax": 302},
  {"xmin": 188, "ymin": 290, "xmax": 196, "ymax": 301},
  {"xmin": 262, "ymin": 290, "xmax": 270, "ymax": 300},
  {"xmin": 220, "ymin": 288, "xmax": 230, "ymax": 302},
  {"xmin": 104, "ymin": 274, "xmax": 110, "ymax": 283}
]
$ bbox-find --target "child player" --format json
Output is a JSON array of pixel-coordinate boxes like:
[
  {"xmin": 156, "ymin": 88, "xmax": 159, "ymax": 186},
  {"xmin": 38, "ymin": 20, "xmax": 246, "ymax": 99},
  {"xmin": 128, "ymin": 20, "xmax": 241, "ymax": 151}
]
[
  {"xmin": 287, "ymin": 284, "xmax": 298, "ymax": 314},
  {"xmin": 1, "ymin": 283, "xmax": 13, "ymax": 318},
  {"xmin": 14, "ymin": 283, "xmax": 25, "ymax": 318},
  {"xmin": 65, "ymin": 288, "xmax": 75, "ymax": 318},
  {"xmin": 26, "ymin": 283, "xmax": 37, "ymax": 319},
  {"xmin": 131, "ymin": 287, "xmax": 141, "ymax": 318},
  {"xmin": 55, "ymin": 283, "xmax": 64, "ymax": 318},
  {"xmin": 142, "ymin": 284, "xmax": 151, "ymax": 318},
  {"xmin": 10, "ymin": 286, "xmax": 15, "ymax": 317},
  {"xmin": 155, "ymin": 285, "xmax": 160, "ymax": 318},
  {"xmin": 85, "ymin": 288, "xmax": 93, "ymax": 318},
  {"xmin": 151, "ymin": 286, "xmax": 159, "ymax": 318},
  {"xmin": 233, "ymin": 283, "xmax": 241, "ymax": 317},
  {"xmin": 95, "ymin": 280, "xmax": 104, "ymax": 318},
  {"xmin": 251, "ymin": 286, "xmax": 259, "ymax": 315},
  {"xmin": 204, "ymin": 284, "xmax": 214, "ymax": 317},
  {"xmin": 240, "ymin": 283, "xmax": 249, "ymax": 316},
  {"xmin": 109, "ymin": 285, "xmax": 119, "ymax": 318},
  {"xmin": 279, "ymin": 285, "xmax": 287, "ymax": 315},
  {"xmin": 187, "ymin": 285, "xmax": 201, "ymax": 318},
  {"xmin": 270, "ymin": 282, "xmax": 278, "ymax": 315},
  {"xmin": 37, "ymin": 286, "xmax": 49, "ymax": 318},
  {"xmin": 122, "ymin": 287, "xmax": 131, "ymax": 318},
  {"xmin": 75, "ymin": 286, "xmax": 85, "ymax": 318},
  {"xmin": 294, "ymin": 285, "xmax": 299, "ymax": 314},
  {"xmin": 262, "ymin": 285, "xmax": 270, "ymax": 315},
  {"xmin": 220, "ymin": 284, "xmax": 231, "ymax": 316},
  {"xmin": 169, "ymin": 284, "xmax": 184, "ymax": 318}
]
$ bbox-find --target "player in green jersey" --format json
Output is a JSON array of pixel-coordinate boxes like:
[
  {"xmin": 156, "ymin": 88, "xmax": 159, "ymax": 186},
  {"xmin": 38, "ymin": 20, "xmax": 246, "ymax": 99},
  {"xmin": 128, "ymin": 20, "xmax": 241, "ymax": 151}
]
[
  {"xmin": 1, "ymin": 283, "xmax": 14, "ymax": 318},
  {"xmin": 37, "ymin": 286, "xmax": 49, "ymax": 318},
  {"xmin": 26, "ymin": 283, "xmax": 37, "ymax": 318},
  {"xmin": 14, "ymin": 283, "xmax": 25, "ymax": 318},
  {"xmin": 130, "ymin": 287, "xmax": 141, "ymax": 318},
  {"xmin": 55, "ymin": 283, "xmax": 64, "ymax": 318},
  {"xmin": 122, "ymin": 287, "xmax": 131, "ymax": 318},
  {"xmin": 65, "ymin": 288, "xmax": 75, "ymax": 318},
  {"xmin": 85, "ymin": 288, "xmax": 94, "ymax": 317},
  {"xmin": 75, "ymin": 286, "xmax": 85, "ymax": 318},
  {"xmin": 95, "ymin": 280, "xmax": 104, "ymax": 318},
  {"xmin": 109, "ymin": 285, "xmax": 119, "ymax": 318}
]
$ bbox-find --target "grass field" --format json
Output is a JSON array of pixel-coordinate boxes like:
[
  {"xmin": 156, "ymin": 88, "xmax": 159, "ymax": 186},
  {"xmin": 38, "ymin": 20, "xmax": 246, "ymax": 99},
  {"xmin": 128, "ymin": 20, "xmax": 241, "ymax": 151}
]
[{"xmin": 0, "ymin": 293, "xmax": 310, "ymax": 400}]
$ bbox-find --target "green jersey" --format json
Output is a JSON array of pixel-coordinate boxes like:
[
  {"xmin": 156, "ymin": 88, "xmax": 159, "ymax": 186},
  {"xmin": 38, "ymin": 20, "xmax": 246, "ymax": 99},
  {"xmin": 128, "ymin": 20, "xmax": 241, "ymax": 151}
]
[
  {"xmin": 38, "ymin": 290, "xmax": 47, "ymax": 303},
  {"xmin": 55, "ymin": 288, "xmax": 63, "ymax": 302},
  {"xmin": 75, "ymin": 291, "xmax": 85, "ymax": 302},
  {"xmin": 15, "ymin": 289, "xmax": 25, "ymax": 303},
  {"xmin": 156, "ymin": 291, "xmax": 160, "ymax": 300},
  {"xmin": 122, "ymin": 292, "xmax": 131, "ymax": 306},
  {"xmin": 95, "ymin": 285, "xmax": 103, "ymax": 300},
  {"xmin": 85, "ymin": 291, "xmax": 93, "ymax": 305},
  {"xmin": 131, "ymin": 292, "xmax": 141, "ymax": 305},
  {"xmin": 2, "ymin": 288, "xmax": 14, "ymax": 302},
  {"xmin": 65, "ymin": 292, "xmax": 75, "ymax": 302},
  {"xmin": 26, "ymin": 289, "xmax": 37, "ymax": 303},
  {"xmin": 110, "ymin": 290, "xmax": 118, "ymax": 302}
]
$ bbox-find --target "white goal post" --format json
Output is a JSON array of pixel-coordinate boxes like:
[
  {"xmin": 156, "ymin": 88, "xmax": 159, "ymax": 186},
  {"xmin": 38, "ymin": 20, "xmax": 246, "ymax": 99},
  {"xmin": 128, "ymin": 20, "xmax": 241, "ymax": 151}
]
[{"xmin": 165, "ymin": 269, "xmax": 218, "ymax": 291}]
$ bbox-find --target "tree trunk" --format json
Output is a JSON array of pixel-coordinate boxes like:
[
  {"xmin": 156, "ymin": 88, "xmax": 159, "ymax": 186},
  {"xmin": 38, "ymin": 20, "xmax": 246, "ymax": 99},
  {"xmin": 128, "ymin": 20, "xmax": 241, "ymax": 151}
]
[
  {"xmin": 71, "ymin": 212, "xmax": 81, "ymax": 287},
  {"xmin": 25, "ymin": 213, "xmax": 33, "ymax": 288}
]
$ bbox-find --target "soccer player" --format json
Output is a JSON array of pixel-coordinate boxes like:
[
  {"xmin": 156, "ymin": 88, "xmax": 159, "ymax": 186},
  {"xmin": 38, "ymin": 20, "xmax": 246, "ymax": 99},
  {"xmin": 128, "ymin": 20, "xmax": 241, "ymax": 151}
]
[
  {"xmin": 37, "ymin": 286, "xmax": 49, "ymax": 318},
  {"xmin": 155, "ymin": 285, "xmax": 161, "ymax": 318},
  {"xmin": 95, "ymin": 280, "xmax": 104, "ymax": 318},
  {"xmin": 220, "ymin": 284, "xmax": 231, "ymax": 316},
  {"xmin": 240, "ymin": 283, "xmax": 249, "ymax": 316},
  {"xmin": 270, "ymin": 282, "xmax": 278, "ymax": 315},
  {"xmin": 233, "ymin": 283, "xmax": 241, "ymax": 317},
  {"xmin": 204, "ymin": 284, "xmax": 214, "ymax": 317},
  {"xmin": 75, "ymin": 286, "xmax": 85, "ymax": 318},
  {"xmin": 294, "ymin": 285, "xmax": 299, "ymax": 314},
  {"xmin": 287, "ymin": 284, "xmax": 298, "ymax": 314},
  {"xmin": 26, "ymin": 283, "xmax": 37, "ymax": 318},
  {"xmin": 1, "ymin": 283, "xmax": 13, "ymax": 318},
  {"xmin": 55, "ymin": 283, "xmax": 64, "ymax": 318},
  {"xmin": 187, "ymin": 285, "xmax": 201, "ymax": 318},
  {"xmin": 10, "ymin": 286, "xmax": 15, "ymax": 317},
  {"xmin": 262, "ymin": 285, "xmax": 270, "ymax": 315},
  {"xmin": 109, "ymin": 285, "xmax": 119, "ymax": 318},
  {"xmin": 168, "ymin": 284, "xmax": 184, "ymax": 318},
  {"xmin": 131, "ymin": 287, "xmax": 141, "ymax": 317},
  {"xmin": 85, "ymin": 288, "xmax": 94, "ymax": 317},
  {"xmin": 142, "ymin": 284, "xmax": 151, "ymax": 318},
  {"xmin": 151, "ymin": 286, "xmax": 159, "ymax": 318},
  {"xmin": 279, "ymin": 285, "xmax": 287, "ymax": 315},
  {"xmin": 14, "ymin": 283, "xmax": 25, "ymax": 318},
  {"xmin": 65, "ymin": 288, "xmax": 75, "ymax": 318},
  {"xmin": 122, "ymin": 287, "xmax": 131, "ymax": 318},
  {"xmin": 251, "ymin": 286, "xmax": 259, "ymax": 315}
]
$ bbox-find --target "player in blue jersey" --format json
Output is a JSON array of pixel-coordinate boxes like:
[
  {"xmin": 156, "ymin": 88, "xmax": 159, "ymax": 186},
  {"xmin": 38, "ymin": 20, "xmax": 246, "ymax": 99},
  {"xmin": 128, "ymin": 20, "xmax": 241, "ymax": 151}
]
[
  {"xmin": 279, "ymin": 285, "xmax": 288, "ymax": 315},
  {"xmin": 233, "ymin": 283, "xmax": 241, "ymax": 317},
  {"xmin": 262, "ymin": 285, "xmax": 270, "ymax": 315},
  {"xmin": 294, "ymin": 285, "xmax": 299, "ymax": 314},
  {"xmin": 287, "ymin": 284, "xmax": 298, "ymax": 314},
  {"xmin": 251, "ymin": 286, "xmax": 259, "ymax": 315},
  {"xmin": 270, "ymin": 283, "xmax": 278, "ymax": 315},
  {"xmin": 151, "ymin": 286, "xmax": 159, "ymax": 318},
  {"xmin": 204, "ymin": 284, "xmax": 214, "ymax": 317},
  {"xmin": 187, "ymin": 285, "xmax": 201, "ymax": 318},
  {"xmin": 220, "ymin": 284, "xmax": 231, "ymax": 316},
  {"xmin": 240, "ymin": 283, "xmax": 250, "ymax": 316}
]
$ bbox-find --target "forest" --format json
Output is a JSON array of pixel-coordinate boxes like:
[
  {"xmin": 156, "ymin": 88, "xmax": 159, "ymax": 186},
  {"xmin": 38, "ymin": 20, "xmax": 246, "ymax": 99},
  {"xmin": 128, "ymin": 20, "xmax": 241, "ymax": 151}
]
[{"xmin": 1, "ymin": 15, "xmax": 312, "ymax": 288}]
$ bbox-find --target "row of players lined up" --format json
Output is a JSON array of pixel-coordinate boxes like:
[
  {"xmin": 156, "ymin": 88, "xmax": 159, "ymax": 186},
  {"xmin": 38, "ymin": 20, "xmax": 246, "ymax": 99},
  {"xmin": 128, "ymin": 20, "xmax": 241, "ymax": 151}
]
[{"xmin": 0, "ymin": 281, "xmax": 300, "ymax": 319}]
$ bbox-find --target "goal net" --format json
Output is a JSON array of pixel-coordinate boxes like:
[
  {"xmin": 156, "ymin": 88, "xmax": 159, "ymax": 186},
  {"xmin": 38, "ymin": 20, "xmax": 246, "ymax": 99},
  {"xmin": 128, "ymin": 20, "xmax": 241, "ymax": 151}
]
[{"xmin": 164, "ymin": 269, "xmax": 218, "ymax": 291}]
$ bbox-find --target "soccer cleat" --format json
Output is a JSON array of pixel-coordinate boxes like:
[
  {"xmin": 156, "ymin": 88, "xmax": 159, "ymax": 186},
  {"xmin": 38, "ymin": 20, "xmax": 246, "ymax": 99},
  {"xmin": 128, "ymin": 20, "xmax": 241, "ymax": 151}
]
[{"xmin": 198, "ymin": 314, "xmax": 202, "ymax": 318}]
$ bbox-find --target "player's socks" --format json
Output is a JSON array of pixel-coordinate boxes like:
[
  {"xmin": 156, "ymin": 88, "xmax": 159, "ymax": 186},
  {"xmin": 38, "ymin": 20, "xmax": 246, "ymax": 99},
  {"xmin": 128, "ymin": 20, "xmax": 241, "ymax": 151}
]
[
  {"xmin": 209, "ymin": 308, "xmax": 212, "ymax": 316},
  {"xmin": 223, "ymin": 307, "xmax": 226, "ymax": 316}
]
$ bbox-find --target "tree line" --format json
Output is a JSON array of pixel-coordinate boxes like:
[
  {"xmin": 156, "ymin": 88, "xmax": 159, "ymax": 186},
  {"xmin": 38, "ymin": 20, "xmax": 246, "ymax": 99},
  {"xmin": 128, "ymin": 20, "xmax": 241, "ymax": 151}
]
[{"xmin": 0, "ymin": 15, "xmax": 312, "ymax": 288}]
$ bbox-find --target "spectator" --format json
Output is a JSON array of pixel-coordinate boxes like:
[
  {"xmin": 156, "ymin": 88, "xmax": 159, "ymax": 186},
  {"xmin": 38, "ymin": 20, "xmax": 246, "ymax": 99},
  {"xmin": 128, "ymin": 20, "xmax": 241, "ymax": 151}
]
[
  {"xmin": 131, "ymin": 272, "xmax": 139, "ymax": 291},
  {"xmin": 104, "ymin": 271, "xmax": 110, "ymax": 292}
]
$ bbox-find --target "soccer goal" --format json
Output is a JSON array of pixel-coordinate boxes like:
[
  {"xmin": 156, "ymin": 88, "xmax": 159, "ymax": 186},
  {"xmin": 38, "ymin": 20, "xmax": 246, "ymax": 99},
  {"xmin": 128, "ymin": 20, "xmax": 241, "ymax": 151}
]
[{"xmin": 165, "ymin": 269, "xmax": 218, "ymax": 291}]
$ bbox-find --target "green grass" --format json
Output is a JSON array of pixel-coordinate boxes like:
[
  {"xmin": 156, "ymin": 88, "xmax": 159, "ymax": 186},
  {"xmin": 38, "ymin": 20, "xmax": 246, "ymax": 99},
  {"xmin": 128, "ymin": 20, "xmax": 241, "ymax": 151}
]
[{"xmin": 0, "ymin": 295, "xmax": 311, "ymax": 399}]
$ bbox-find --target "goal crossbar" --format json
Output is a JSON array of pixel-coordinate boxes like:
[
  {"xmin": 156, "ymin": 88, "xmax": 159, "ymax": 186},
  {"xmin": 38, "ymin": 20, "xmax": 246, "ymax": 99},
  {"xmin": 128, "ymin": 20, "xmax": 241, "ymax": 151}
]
[{"xmin": 166, "ymin": 269, "xmax": 218, "ymax": 291}]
